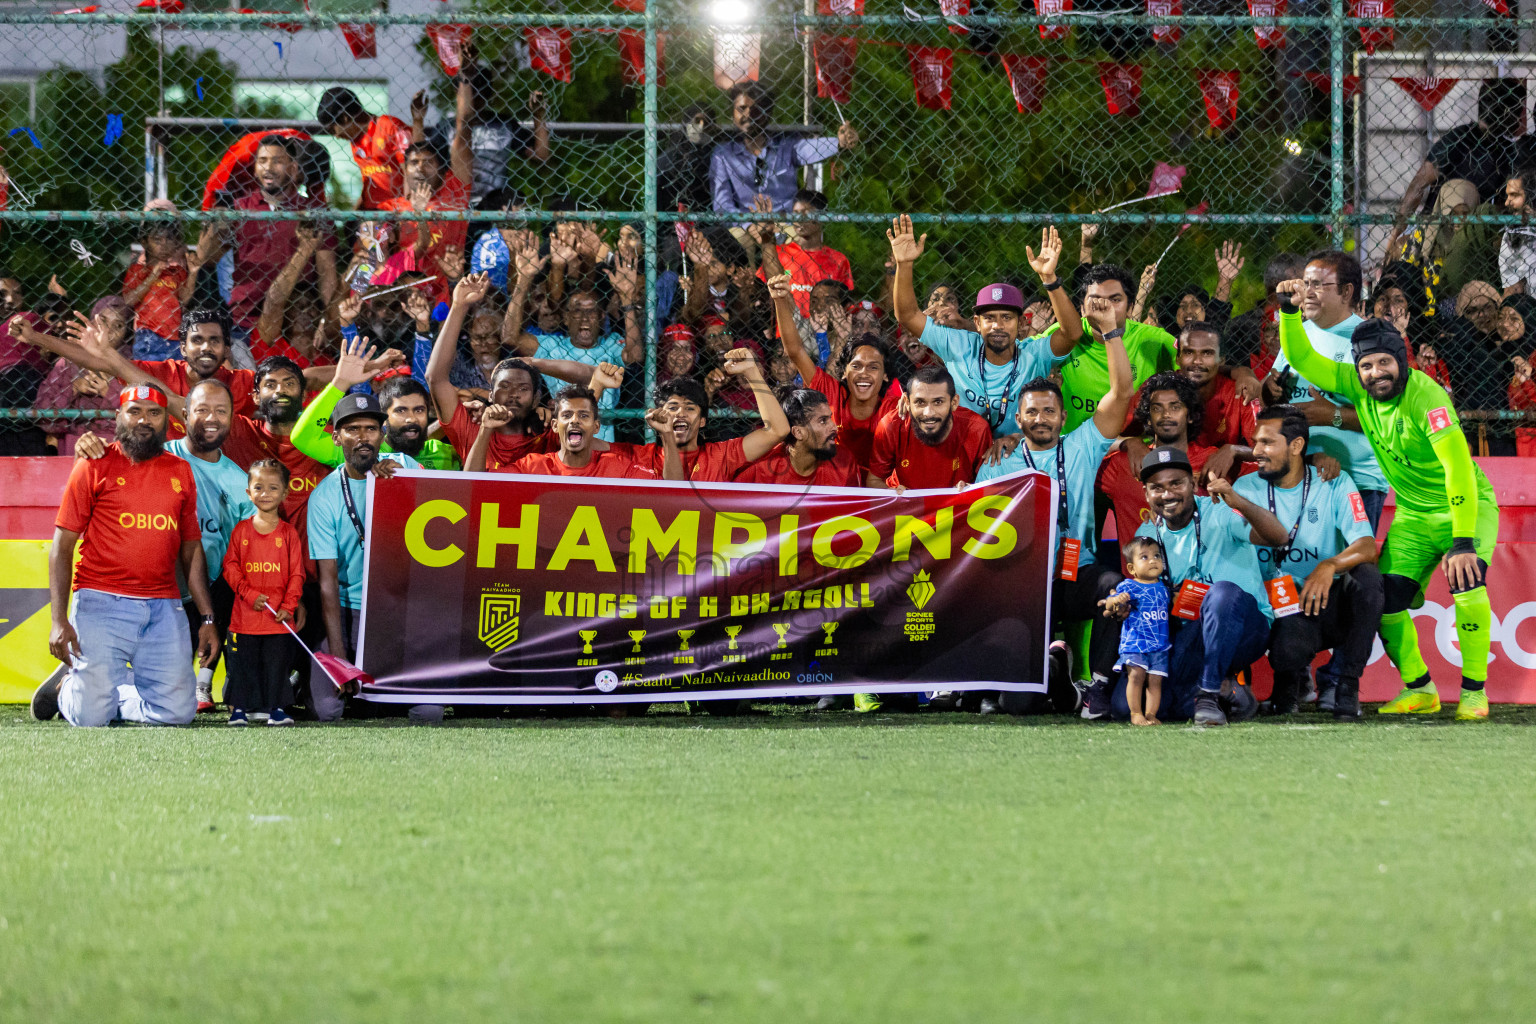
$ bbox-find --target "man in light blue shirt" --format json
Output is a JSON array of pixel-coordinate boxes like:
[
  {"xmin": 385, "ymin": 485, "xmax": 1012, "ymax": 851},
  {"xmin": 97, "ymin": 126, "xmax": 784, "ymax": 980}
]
[
  {"xmin": 977, "ymin": 295, "xmax": 1131, "ymax": 714},
  {"xmin": 1120, "ymin": 447, "xmax": 1289, "ymax": 726},
  {"xmin": 308, "ymin": 393, "xmax": 419, "ymax": 721},
  {"xmin": 710, "ymin": 82, "xmax": 855, "ymax": 215},
  {"xmin": 1234, "ymin": 405, "xmax": 1383, "ymax": 720},
  {"xmin": 888, "ymin": 218, "xmax": 1086, "ymax": 437}
]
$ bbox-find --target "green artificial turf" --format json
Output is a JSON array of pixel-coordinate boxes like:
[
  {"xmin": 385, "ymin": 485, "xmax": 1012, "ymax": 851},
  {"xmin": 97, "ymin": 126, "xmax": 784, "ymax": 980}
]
[{"xmin": 1, "ymin": 703, "xmax": 1534, "ymax": 1023}]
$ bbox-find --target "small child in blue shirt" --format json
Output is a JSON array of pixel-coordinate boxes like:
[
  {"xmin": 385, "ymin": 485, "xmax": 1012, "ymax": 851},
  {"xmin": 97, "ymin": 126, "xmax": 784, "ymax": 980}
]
[{"xmin": 1102, "ymin": 537, "xmax": 1171, "ymax": 726}]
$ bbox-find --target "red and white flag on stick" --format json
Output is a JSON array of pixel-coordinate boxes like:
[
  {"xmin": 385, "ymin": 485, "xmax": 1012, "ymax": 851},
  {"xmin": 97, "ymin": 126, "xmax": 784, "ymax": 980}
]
[
  {"xmin": 1146, "ymin": 0, "xmax": 1181, "ymax": 45},
  {"xmin": 1001, "ymin": 54, "xmax": 1048, "ymax": 114},
  {"xmin": 909, "ymin": 46, "xmax": 954, "ymax": 110},
  {"xmin": 1035, "ymin": 0, "xmax": 1072, "ymax": 40},
  {"xmin": 1196, "ymin": 69, "xmax": 1240, "ymax": 131},
  {"xmin": 275, "ymin": 616, "xmax": 374, "ymax": 695},
  {"xmin": 425, "ymin": 24, "xmax": 473, "ymax": 76},
  {"xmin": 526, "ymin": 26, "xmax": 573, "ymax": 83},
  {"xmin": 1248, "ymin": 0, "xmax": 1286, "ymax": 49},
  {"xmin": 1146, "ymin": 162, "xmax": 1186, "ymax": 198},
  {"xmin": 1394, "ymin": 76, "xmax": 1456, "ymax": 112},
  {"xmin": 1099, "ymin": 62, "xmax": 1143, "ymax": 117},
  {"xmin": 340, "ymin": 23, "xmax": 377, "ymax": 60},
  {"xmin": 814, "ymin": 35, "xmax": 859, "ymax": 104}
]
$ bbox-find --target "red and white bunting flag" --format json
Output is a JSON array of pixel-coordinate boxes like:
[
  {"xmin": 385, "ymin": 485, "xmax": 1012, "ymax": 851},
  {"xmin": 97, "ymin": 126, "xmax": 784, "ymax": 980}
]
[
  {"xmin": 1147, "ymin": 162, "xmax": 1186, "ymax": 197},
  {"xmin": 1352, "ymin": 0, "xmax": 1393, "ymax": 54},
  {"xmin": 909, "ymin": 46, "xmax": 954, "ymax": 110},
  {"xmin": 525, "ymin": 26, "xmax": 573, "ymax": 83},
  {"xmin": 1481, "ymin": 0, "xmax": 1509, "ymax": 14},
  {"xmin": 426, "ymin": 24, "xmax": 473, "ymax": 77},
  {"xmin": 1196, "ymin": 69, "xmax": 1240, "ymax": 130},
  {"xmin": 939, "ymin": 0, "xmax": 970, "ymax": 35},
  {"xmin": 1001, "ymin": 54, "xmax": 1048, "ymax": 114},
  {"xmin": 1247, "ymin": 0, "xmax": 1286, "ymax": 49},
  {"xmin": 814, "ymin": 35, "xmax": 859, "ymax": 104},
  {"xmin": 818, "ymin": 0, "xmax": 864, "ymax": 12},
  {"xmin": 1146, "ymin": 0, "xmax": 1181, "ymax": 45},
  {"xmin": 1299, "ymin": 71, "xmax": 1361, "ymax": 101},
  {"xmin": 714, "ymin": 31, "xmax": 760, "ymax": 83},
  {"xmin": 1098, "ymin": 62, "xmax": 1143, "ymax": 117},
  {"xmin": 340, "ymin": 23, "xmax": 377, "ymax": 60},
  {"xmin": 1035, "ymin": 0, "xmax": 1072, "ymax": 40},
  {"xmin": 1393, "ymin": 76, "xmax": 1457, "ymax": 112},
  {"xmin": 617, "ymin": 29, "xmax": 667, "ymax": 85}
]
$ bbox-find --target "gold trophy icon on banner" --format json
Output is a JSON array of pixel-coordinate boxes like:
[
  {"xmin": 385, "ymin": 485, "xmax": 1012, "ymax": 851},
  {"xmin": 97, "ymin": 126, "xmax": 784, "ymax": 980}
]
[
  {"xmin": 820, "ymin": 622, "xmax": 838, "ymax": 645},
  {"xmin": 628, "ymin": 630, "xmax": 647, "ymax": 653},
  {"xmin": 677, "ymin": 630, "xmax": 694, "ymax": 652},
  {"xmin": 675, "ymin": 629, "xmax": 696, "ymax": 663},
  {"xmin": 724, "ymin": 625, "xmax": 742, "ymax": 650},
  {"xmin": 579, "ymin": 630, "xmax": 597, "ymax": 655},
  {"xmin": 772, "ymin": 623, "xmax": 790, "ymax": 649}
]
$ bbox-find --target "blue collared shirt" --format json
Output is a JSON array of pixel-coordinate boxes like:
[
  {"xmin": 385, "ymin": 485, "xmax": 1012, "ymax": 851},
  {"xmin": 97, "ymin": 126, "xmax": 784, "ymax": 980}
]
[{"xmin": 710, "ymin": 134, "xmax": 841, "ymax": 213}]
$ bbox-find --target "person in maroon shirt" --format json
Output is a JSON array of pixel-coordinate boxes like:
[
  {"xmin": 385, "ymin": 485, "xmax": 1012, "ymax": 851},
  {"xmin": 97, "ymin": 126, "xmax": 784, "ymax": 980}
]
[
  {"xmin": 196, "ymin": 135, "xmax": 339, "ymax": 336},
  {"xmin": 866, "ymin": 365, "xmax": 992, "ymax": 490},
  {"xmin": 733, "ymin": 389, "xmax": 865, "ymax": 487}
]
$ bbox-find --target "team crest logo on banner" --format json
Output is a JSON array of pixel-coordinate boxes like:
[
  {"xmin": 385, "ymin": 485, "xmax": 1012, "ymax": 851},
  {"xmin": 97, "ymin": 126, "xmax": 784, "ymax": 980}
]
[
  {"xmin": 478, "ymin": 590, "xmax": 521, "ymax": 651},
  {"xmin": 907, "ymin": 570, "xmax": 936, "ymax": 610}
]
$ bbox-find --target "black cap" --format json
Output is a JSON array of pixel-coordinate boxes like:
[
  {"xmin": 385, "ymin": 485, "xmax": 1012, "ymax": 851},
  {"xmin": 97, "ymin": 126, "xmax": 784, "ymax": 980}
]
[
  {"xmin": 1350, "ymin": 317, "xmax": 1410, "ymax": 370},
  {"xmin": 330, "ymin": 392, "xmax": 385, "ymax": 428},
  {"xmin": 1139, "ymin": 445, "xmax": 1193, "ymax": 482}
]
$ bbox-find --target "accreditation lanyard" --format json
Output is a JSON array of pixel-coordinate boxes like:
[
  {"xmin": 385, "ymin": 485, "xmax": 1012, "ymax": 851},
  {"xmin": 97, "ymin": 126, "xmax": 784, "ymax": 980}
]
[
  {"xmin": 336, "ymin": 467, "xmax": 366, "ymax": 545},
  {"xmin": 1266, "ymin": 468, "xmax": 1312, "ymax": 566},
  {"xmin": 1021, "ymin": 442, "xmax": 1069, "ymax": 534},
  {"xmin": 977, "ymin": 346, "xmax": 1022, "ymax": 430},
  {"xmin": 1156, "ymin": 503, "xmax": 1210, "ymax": 619},
  {"xmin": 1155, "ymin": 502, "xmax": 1203, "ymax": 586}
]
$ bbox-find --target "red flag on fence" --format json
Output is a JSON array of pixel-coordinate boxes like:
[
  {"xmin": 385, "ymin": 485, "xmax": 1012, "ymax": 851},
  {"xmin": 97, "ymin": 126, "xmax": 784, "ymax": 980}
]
[
  {"xmin": 1394, "ymin": 76, "xmax": 1456, "ymax": 112},
  {"xmin": 1352, "ymin": 0, "xmax": 1393, "ymax": 53},
  {"xmin": 1035, "ymin": 0, "xmax": 1072, "ymax": 40},
  {"xmin": 818, "ymin": 0, "xmax": 864, "ymax": 11},
  {"xmin": 939, "ymin": 0, "xmax": 970, "ymax": 34},
  {"xmin": 1099, "ymin": 62, "xmax": 1143, "ymax": 117},
  {"xmin": 1247, "ymin": 0, "xmax": 1286, "ymax": 48},
  {"xmin": 340, "ymin": 23, "xmax": 377, "ymax": 60},
  {"xmin": 617, "ymin": 28, "xmax": 667, "ymax": 85},
  {"xmin": 1146, "ymin": 0, "xmax": 1181, "ymax": 45},
  {"xmin": 1196, "ymin": 69, "xmax": 1240, "ymax": 131},
  {"xmin": 425, "ymin": 24, "xmax": 473, "ymax": 76},
  {"xmin": 814, "ymin": 35, "xmax": 859, "ymax": 104},
  {"xmin": 909, "ymin": 46, "xmax": 954, "ymax": 110},
  {"xmin": 526, "ymin": 26, "xmax": 573, "ymax": 83},
  {"xmin": 1481, "ymin": 0, "xmax": 1509, "ymax": 14},
  {"xmin": 1001, "ymin": 54, "xmax": 1049, "ymax": 114}
]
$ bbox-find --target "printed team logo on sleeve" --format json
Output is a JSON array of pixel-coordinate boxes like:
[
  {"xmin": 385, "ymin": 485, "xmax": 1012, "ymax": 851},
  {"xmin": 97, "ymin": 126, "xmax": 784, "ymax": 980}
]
[
  {"xmin": 1426, "ymin": 406, "xmax": 1452, "ymax": 433},
  {"xmin": 1348, "ymin": 490, "xmax": 1367, "ymax": 523}
]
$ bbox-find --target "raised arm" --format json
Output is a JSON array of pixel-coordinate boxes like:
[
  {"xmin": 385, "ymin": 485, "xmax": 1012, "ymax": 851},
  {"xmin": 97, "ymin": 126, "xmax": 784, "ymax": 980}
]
[
  {"xmin": 723, "ymin": 346, "xmax": 788, "ymax": 461},
  {"xmin": 429, "ymin": 272, "xmax": 494, "ymax": 422},
  {"xmin": 524, "ymin": 356, "xmax": 596, "ymax": 387},
  {"xmin": 1206, "ymin": 475, "xmax": 1289, "ymax": 547},
  {"xmin": 257, "ymin": 224, "xmax": 320, "ymax": 346},
  {"xmin": 681, "ymin": 232, "xmax": 715, "ymax": 324},
  {"xmin": 1089, "ymin": 298, "xmax": 1133, "ymax": 437},
  {"xmin": 526, "ymin": 90, "xmax": 550, "ymax": 163},
  {"xmin": 410, "ymin": 89, "xmax": 428, "ymax": 146},
  {"xmin": 886, "ymin": 214, "xmax": 930, "ymax": 340},
  {"xmin": 1274, "ymin": 280, "xmax": 1356, "ymax": 398},
  {"xmin": 465, "ymin": 404, "xmax": 512, "ymax": 472},
  {"xmin": 644, "ymin": 407, "xmax": 685, "ymax": 481},
  {"xmin": 1025, "ymin": 225, "xmax": 1083, "ymax": 354},
  {"xmin": 450, "ymin": 73, "xmax": 474, "ymax": 188},
  {"xmin": 768, "ymin": 273, "xmax": 816, "ymax": 383},
  {"xmin": 604, "ymin": 252, "xmax": 644, "ymax": 365},
  {"xmin": 502, "ymin": 242, "xmax": 548, "ymax": 356}
]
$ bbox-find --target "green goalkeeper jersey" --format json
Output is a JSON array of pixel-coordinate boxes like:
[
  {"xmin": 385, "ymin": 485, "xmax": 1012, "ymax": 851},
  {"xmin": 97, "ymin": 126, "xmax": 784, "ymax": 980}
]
[{"xmin": 1277, "ymin": 309, "xmax": 1494, "ymax": 532}]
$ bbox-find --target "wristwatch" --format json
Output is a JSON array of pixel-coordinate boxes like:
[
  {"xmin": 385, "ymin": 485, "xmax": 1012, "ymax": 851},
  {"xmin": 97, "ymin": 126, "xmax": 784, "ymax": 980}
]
[
  {"xmin": 201, "ymin": 615, "xmax": 216, "ymax": 626},
  {"xmin": 1332, "ymin": 407, "xmax": 1344, "ymax": 429}
]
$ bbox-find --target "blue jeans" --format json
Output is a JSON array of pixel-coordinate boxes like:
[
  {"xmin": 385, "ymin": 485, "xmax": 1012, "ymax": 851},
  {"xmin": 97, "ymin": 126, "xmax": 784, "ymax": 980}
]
[
  {"xmin": 1359, "ymin": 489, "xmax": 1386, "ymax": 535},
  {"xmin": 1110, "ymin": 582, "xmax": 1271, "ymax": 722},
  {"xmin": 58, "ymin": 589, "xmax": 195, "ymax": 727},
  {"xmin": 132, "ymin": 328, "xmax": 179, "ymax": 361}
]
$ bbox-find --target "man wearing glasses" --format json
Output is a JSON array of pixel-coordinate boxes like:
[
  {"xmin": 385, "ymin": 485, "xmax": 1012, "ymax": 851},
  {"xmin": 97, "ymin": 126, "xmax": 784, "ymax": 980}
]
[{"xmin": 709, "ymin": 83, "xmax": 858, "ymax": 253}]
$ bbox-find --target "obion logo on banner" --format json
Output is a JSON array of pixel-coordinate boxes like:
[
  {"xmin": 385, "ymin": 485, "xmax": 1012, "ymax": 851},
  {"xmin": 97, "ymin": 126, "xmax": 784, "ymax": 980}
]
[{"xmin": 1367, "ymin": 600, "xmax": 1536, "ymax": 671}]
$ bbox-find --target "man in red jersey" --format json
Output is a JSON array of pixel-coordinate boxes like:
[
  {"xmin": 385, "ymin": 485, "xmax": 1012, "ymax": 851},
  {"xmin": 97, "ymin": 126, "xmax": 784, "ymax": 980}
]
[
  {"xmin": 768, "ymin": 273, "xmax": 899, "ymax": 472},
  {"xmin": 315, "ymin": 87, "xmax": 418, "ymax": 211},
  {"xmin": 1124, "ymin": 322, "xmax": 1257, "ymax": 449},
  {"xmin": 755, "ymin": 189, "xmax": 854, "ymax": 318},
  {"xmin": 491, "ymin": 386, "xmax": 682, "ymax": 479},
  {"xmin": 31, "ymin": 384, "xmax": 219, "ymax": 727},
  {"xmin": 734, "ymin": 389, "xmax": 865, "ymax": 487},
  {"xmin": 867, "ymin": 364, "xmax": 991, "ymax": 489},
  {"xmin": 376, "ymin": 78, "xmax": 474, "ymax": 277}
]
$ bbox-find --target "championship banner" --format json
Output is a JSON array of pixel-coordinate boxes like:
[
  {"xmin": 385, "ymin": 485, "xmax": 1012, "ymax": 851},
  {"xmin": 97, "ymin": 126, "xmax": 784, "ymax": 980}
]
[{"xmin": 355, "ymin": 470, "xmax": 1054, "ymax": 703}]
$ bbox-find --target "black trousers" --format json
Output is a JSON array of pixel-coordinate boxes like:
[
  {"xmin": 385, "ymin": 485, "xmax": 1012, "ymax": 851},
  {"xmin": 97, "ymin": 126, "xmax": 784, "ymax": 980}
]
[
  {"xmin": 223, "ymin": 631, "xmax": 298, "ymax": 710},
  {"xmin": 1267, "ymin": 563, "xmax": 1385, "ymax": 701}
]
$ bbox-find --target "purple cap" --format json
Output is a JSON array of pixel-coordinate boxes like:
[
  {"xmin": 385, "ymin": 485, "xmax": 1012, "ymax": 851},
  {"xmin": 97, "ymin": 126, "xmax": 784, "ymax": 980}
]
[{"xmin": 973, "ymin": 282, "xmax": 1025, "ymax": 314}]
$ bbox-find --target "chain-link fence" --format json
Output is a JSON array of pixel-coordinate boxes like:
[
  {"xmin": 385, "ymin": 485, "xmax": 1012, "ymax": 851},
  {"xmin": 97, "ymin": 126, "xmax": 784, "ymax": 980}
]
[{"xmin": 1, "ymin": 3, "xmax": 1534, "ymax": 451}]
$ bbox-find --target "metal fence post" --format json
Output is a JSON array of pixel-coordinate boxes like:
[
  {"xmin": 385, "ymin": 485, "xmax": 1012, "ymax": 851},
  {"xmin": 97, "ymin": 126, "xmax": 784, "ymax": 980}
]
[
  {"xmin": 1330, "ymin": 0, "xmax": 1346, "ymax": 245},
  {"xmin": 642, "ymin": 1, "xmax": 660, "ymax": 429}
]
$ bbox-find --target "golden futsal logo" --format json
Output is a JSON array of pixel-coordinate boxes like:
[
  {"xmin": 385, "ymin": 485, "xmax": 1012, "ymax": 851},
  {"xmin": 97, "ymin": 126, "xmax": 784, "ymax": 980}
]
[
  {"xmin": 907, "ymin": 570, "xmax": 936, "ymax": 611},
  {"xmin": 477, "ymin": 592, "xmax": 521, "ymax": 651},
  {"xmin": 171, "ymin": 478, "xmax": 182, "ymax": 493}
]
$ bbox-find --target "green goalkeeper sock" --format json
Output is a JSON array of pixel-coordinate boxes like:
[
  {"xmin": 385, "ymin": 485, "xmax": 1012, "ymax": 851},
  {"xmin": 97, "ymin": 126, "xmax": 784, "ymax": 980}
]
[
  {"xmin": 1452, "ymin": 587, "xmax": 1493, "ymax": 685},
  {"xmin": 1379, "ymin": 609, "xmax": 1431, "ymax": 684}
]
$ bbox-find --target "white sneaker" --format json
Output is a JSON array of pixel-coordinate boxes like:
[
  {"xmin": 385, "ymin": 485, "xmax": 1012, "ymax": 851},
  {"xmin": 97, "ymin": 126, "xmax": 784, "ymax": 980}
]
[{"xmin": 196, "ymin": 682, "xmax": 214, "ymax": 713}]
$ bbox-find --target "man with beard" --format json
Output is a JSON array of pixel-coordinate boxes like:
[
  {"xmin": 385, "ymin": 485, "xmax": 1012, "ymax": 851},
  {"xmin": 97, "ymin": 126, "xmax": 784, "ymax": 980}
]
[
  {"xmin": 1233, "ymin": 405, "xmax": 1383, "ymax": 720},
  {"xmin": 1168, "ymin": 322, "xmax": 1257, "ymax": 448},
  {"xmin": 581, "ymin": 352, "xmax": 787, "ymax": 481},
  {"xmin": 1278, "ymin": 285, "xmax": 1501, "ymax": 721},
  {"xmin": 495, "ymin": 386, "xmax": 678, "ymax": 479},
  {"xmin": 376, "ymin": 76, "xmax": 473, "ymax": 277},
  {"xmin": 976, "ymin": 296, "xmax": 1132, "ymax": 716},
  {"xmin": 769, "ymin": 274, "xmax": 900, "ymax": 472},
  {"xmin": 31, "ymin": 384, "xmax": 219, "ymax": 726},
  {"xmin": 867, "ymin": 365, "xmax": 991, "ymax": 490},
  {"xmin": 307, "ymin": 394, "xmax": 420, "ymax": 720},
  {"xmin": 889, "ymin": 216, "xmax": 1083, "ymax": 437},
  {"xmin": 1262, "ymin": 250, "xmax": 1388, "ymax": 531},
  {"xmin": 1096, "ymin": 372, "xmax": 1255, "ymax": 566},
  {"xmin": 733, "ymin": 389, "xmax": 865, "ymax": 487},
  {"xmin": 1106, "ymin": 448, "xmax": 1288, "ymax": 726},
  {"xmin": 292, "ymin": 335, "xmax": 462, "ymax": 471}
]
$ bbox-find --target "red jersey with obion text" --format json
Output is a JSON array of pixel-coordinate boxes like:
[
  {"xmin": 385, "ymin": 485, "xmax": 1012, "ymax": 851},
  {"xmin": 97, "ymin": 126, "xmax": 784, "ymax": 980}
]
[
  {"xmin": 732, "ymin": 443, "xmax": 863, "ymax": 487},
  {"xmin": 352, "ymin": 115, "xmax": 414, "ymax": 210},
  {"xmin": 55, "ymin": 444, "xmax": 201, "ymax": 600},
  {"xmin": 756, "ymin": 243, "xmax": 854, "ymax": 318},
  {"xmin": 869, "ymin": 406, "xmax": 992, "ymax": 489},
  {"xmin": 222, "ymin": 517, "xmax": 306, "ymax": 635}
]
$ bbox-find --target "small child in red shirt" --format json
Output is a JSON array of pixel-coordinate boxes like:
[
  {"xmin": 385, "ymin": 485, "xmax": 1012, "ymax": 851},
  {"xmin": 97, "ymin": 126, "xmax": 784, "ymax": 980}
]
[
  {"xmin": 221, "ymin": 459, "xmax": 306, "ymax": 726},
  {"xmin": 122, "ymin": 222, "xmax": 199, "ymax": 360}
]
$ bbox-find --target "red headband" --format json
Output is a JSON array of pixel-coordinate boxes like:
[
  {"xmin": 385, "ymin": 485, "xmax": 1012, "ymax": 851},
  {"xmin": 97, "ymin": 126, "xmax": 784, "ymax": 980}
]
[{"xmin": 119, "ymin": 384, "xmax": 168, "ymax": 409}]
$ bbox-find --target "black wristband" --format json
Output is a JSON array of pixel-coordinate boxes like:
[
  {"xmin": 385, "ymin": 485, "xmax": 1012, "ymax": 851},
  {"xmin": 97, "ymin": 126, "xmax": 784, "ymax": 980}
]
[
  {"xmin": 1278, "ymin": 297, "xmax": 1301, "ymax": 315},
  {"xmin": 1043, "ymin": 279, "xmax": 1062, "ymax": 291},
  {"xmin": 1102, "ymin": 328, "xmax": 1125, "ymax": 341},
  {"xmin": 1449, "ymin": 536, "xmax": 1477, "ymax": 557}
]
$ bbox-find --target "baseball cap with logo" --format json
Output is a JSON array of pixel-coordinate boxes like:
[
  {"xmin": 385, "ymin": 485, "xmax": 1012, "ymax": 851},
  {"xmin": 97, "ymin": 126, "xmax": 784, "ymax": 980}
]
[
  {"xmin": 973, "ymin": 283, "xmax": 1025, "ymax": 315},
  {"xmin": 1139, "ymin": 445, "xmax": 1194, "ymax": 482},
  {"xmin": 330, "ymin": 392, "xmax": 386, "ymax": 428}
]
